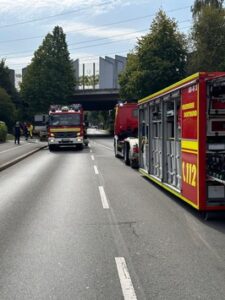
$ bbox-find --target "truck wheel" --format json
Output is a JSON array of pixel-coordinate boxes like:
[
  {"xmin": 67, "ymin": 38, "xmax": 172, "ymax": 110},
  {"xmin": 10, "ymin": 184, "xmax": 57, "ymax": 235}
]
[
  {"xmin": 124, "ymin": 144, "xmax": 130, "ymax": 165},
  {"xmin": 77, "ymin": 144, "xmax": 84, "ymax": 150},
  {"xmin": 49, "ymin": 145, "xmax": 55, "ymax": 151},
  {"xmin": 130, "ymin": 159, "xmax": 138, "ymax": 169},
  {"xmin": 114, "ymin": 141, "xmax": 120, "ymax": 158}
]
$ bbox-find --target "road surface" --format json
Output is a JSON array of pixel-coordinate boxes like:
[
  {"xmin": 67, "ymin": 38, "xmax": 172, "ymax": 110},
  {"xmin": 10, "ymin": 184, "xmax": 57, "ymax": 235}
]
[
  {"xmin": 0, "ymin": 139, "xmax": 46, "ymax": 168},
  {"xmin": 0, "ymin": 137, "xmax": 225, "ymax": 299}
]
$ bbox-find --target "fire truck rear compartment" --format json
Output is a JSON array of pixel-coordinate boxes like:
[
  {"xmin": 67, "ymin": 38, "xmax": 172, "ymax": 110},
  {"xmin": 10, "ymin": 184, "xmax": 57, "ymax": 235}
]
[
  {"xmin": 139, "ymin": 91, "xmax": 181, "ymax": 191},
  {"xmin": 207, "ymin": 77, "xmax": 225, "ymax": 205}
]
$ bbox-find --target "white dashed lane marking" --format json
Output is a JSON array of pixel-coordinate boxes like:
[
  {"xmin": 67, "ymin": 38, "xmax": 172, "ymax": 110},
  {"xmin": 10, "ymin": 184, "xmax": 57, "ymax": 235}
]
[
  {"xmin": 94, "ymin": 165, "xmax": 99, "ymax": 175},
  {"xmin": 115, "ymin": 257, "xmax": 137, "ymax": 300},
  {"xmin": 98, "ymin": 186, "xmax": 109, "ymax": 209}
]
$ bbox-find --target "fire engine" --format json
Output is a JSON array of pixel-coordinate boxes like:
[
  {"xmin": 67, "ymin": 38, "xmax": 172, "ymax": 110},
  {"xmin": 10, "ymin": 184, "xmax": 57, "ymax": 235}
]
[
  {"xmin": 48, "ymin": 104, "xmax": 87, "ymax": 151},
  {"xmin": 138, "ymin": 72, "xmax": 225, "ymax": 215},
  {"xmin": 114, "ymin": 103, "xmax": 139, "ymax": 168}
]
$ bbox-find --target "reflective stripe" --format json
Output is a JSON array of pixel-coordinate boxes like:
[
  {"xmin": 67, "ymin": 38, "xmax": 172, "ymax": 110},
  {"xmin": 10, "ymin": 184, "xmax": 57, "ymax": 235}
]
[
  {"xmin": 50, "ymin": 128, "xmax": 80, "ymax": 132},
  {"xmin": 138, "ymin": 72, "xmax": 202, "ymax": 104},
  {"xmin": 181, "ymin": 149, "xmax": 198, "ymax": 155},
  {"xmin": 181, "ymin": 140, "xmax": 198, "ymax": 151}
]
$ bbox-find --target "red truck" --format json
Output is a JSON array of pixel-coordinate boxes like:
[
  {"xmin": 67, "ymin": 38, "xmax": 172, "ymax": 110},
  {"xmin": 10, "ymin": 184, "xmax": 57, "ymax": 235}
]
[
  {"xmin": 48, "ymin": 104, "xmax": 88, "ymax": 151},
  {"xmin": 138, "ymin": 72, "xmax": 225, "ymax": 216},
  {"xmin": 114, "ymin": 103, "xmax": 139, "ymax": 168}
]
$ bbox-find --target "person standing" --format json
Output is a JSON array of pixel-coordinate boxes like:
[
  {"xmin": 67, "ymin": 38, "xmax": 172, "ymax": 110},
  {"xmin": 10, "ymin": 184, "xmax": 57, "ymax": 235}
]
[
  {"xmin": 14, "ymin": 121, "xmax": 21, "ymax": 144},
  {"xmin": 27, "ymin": 123, "xmax": 33, "ymax": 139}
]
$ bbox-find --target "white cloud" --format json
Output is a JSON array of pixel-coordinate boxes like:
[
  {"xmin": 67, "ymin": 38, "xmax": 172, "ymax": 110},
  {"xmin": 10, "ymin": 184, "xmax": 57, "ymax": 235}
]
[
  {"xmin": 5, "ymin": 56, "xmax": 32, "ymax": 69},
  {"xmin": 0, "ymin": 0, "xmax": 132, "ymax": 20},
  {"xmin": 59, "ymin": 20, "xmax": 145, "ymax": 42}
]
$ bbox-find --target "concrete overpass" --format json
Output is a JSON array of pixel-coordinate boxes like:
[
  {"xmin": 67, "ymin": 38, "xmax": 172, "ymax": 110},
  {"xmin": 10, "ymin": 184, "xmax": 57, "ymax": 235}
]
[{"xmin": 71, "ymin": 89, "xmax": 121, "ymax": 110}]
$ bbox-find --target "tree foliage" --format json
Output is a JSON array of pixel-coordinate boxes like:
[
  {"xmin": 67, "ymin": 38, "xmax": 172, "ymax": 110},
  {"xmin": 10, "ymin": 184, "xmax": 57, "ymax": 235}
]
[
  {"xmin": 192, "ymin": 0, "xmax": 224, "ymax": 17},
  {"xmin": 77, "ymin": 74, "xmax": 99, "ymax": 88},
  {"xmin": 0, "ymin": 121, "xmax": 8, "ymax": 142},
  {"xmin": 0, "ymin": 60, "xmax": 14, "ymax": 95},
  {"xmin": 20, "ymin": 26, "xmax": 75, "ymax": 114},
  {"xmin": 0, "ymin": 59, "xmax": 19, "ymax": 105},
  {"xmin": 119, "ymin": 53, "xmax": 141, "ymax": 100},
  {"xmin": 188, "ymin": 4, "xmax": 225, "ymax": 73},
  {"xmin": 119, "ymin": 10, "xmax": 187, "ymax": 100},
  {"xmin": 0, "ymin": 87, "xmax": 16, "ymax": 128},
  {"xmin": 0, "ymin": 60, "xmax": 18, "ymax": 127}
]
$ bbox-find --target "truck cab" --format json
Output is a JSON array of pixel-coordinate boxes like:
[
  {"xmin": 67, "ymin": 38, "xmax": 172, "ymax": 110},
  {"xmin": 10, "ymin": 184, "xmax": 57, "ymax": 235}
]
[
  {"xmin": 114, "ymin": 103, "xmax": 139, "ymax": 168},
  {"xmin": 48, "ymin": 104, "xmax": 86, "ymax": 151}
]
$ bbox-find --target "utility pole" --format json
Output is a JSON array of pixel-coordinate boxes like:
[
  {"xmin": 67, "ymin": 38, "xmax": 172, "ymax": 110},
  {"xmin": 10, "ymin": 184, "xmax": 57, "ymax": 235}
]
[
  {"xmin": 93, "ymin": 62, "xmax": 96, "ymax": 90},
  {"xmin": 82, "ymin": 64, "xmax": 85, "ymax": 90}
]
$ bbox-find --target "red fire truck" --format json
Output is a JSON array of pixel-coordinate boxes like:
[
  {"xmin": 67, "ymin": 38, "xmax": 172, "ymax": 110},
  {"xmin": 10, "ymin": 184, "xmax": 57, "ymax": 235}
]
[
  {"xmin": 138, "ymin": 72, "xmax": 225, "ymax": 214},
  {"xmin": 48, "ymin": 104, "xmax": 87, "ymax": 151},
  {"xmin": 114, "ymin": 103, "xmax": 139, "ymax": 168}
]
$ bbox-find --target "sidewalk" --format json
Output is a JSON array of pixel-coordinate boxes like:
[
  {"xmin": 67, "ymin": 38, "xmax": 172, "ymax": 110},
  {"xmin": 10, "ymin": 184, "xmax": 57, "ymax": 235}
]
[{"xmin": 0, "ymin": 137, "xmax": 47, "ymax": 171}]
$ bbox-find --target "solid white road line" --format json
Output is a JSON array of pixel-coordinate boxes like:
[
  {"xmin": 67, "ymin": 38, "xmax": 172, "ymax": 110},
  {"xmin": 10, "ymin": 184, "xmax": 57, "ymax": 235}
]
[
  {"xmin": 98, "ymin": 144, "xmax": 113, "ymax": 151},
  {"xmin": 94, "ymin": 165, "xmax": 99, "ymax": 175},
  {"xmin": 98, "ymin": 186, "xmax": 109, "ymax": 209},
  {"xmin": 115, "ymin": 257, "xmax": 137, "ymax": 300},
  {"xmin": 91, "ymin": 155, "xmax": 95, "ymax": 161}
]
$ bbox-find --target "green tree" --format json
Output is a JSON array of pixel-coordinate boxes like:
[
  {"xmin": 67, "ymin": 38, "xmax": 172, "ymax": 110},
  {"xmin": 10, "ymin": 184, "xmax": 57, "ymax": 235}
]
[
  {"xmin": 20, "ymin": 26, "xmax": 75, "ymax": 114},
  {"xmin": 119, "ymin": 10, "xmax": 187, "ymax": 99},
  {"xmin": 188, "ymin": 4, "xmax": 225, "ymax": 73},
  {"xmin": 0, "ymin": 59, "xmax": 13, "ymax": 95},
  {"xmin": 119, "ymin": 53, "xmax": 141, "ymax": 100},
  {"xmin": 77, "ymin": 74, "xmax": 99, "ymax": 88},
  {"xmin": 0, "ymin": 87, "xmax": 16, "ymax": 129},
  {"xmin": 0, "ymin": 121, "xmax": 8, "ymax": 142},
  {"xmin": 86, "ymin": 110, "xmax": 112, "ymax": 130},
  {"xmin": 0, "ymin": 59, "xmax": 20, "ymax": 107},
  {"xmin": 192, "ymin": 0, "xmax": 224, "ymax": 17}
]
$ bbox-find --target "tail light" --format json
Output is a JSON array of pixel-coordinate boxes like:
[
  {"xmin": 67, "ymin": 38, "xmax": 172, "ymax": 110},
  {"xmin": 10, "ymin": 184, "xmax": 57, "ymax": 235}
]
[{"xmin": 133, "ymin": 144, "xmax": 139, "ymax": 153}]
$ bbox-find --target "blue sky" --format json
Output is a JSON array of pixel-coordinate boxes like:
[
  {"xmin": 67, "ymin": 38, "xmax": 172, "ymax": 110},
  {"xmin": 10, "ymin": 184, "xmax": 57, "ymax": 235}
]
[{"xmin": 0, "ymin": 0, "xmax": 194, "ymax": 74}]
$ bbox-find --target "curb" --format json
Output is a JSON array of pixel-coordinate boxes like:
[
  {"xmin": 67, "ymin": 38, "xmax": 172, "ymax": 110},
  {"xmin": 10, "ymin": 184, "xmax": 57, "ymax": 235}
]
[{"xmin": 0, "ymin": 145, "xmax": 47, "ymax": 172}]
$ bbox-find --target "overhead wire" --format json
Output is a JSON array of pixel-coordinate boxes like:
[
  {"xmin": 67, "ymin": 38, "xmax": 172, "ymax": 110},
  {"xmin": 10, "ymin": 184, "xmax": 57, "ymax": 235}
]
[
  {"xmin": 0, "ymin": 0, "xmax": 114, "ymax": 29},
  {"xmin": 11, "ymin": 49, "xmax": 130, "ymax": 68},
  {"xmin": 0, "ymin": 19, "xmax": 192, "ymax": 58},
  {"xmin": 0, "ymin": 5, "xmax": 193, "ymax": 68},
  {"xmin": 4, "ymin": 23, "xmax": 193, "ymax": 64},
  {"xmin": 0, "ymin": 5, "xmax": 191, "ymax": 45},
  {"xmin": 0, "ymin": 28, "xmax": 148, "ymax": 57}
]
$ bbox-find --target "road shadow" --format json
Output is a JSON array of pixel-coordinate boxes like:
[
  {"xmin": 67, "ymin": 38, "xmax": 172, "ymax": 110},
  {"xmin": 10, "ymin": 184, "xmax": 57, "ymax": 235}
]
[
  {"xmin": 141, "ymin": 175, "xmax": 225, "ymax": 233},
  {"xmin": 46, "ymin": 146, "xmax": 90, "ymax": 153}
]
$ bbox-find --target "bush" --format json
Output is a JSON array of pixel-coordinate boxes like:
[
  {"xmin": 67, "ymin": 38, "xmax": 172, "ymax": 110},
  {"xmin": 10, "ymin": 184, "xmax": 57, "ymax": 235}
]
[{"xmin": 0, "ymin": 121, "xmax": 8, "ymax": 142}]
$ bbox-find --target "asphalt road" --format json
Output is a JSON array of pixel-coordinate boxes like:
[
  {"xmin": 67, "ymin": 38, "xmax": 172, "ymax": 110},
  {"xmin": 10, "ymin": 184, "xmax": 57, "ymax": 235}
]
[{"xmin": 1, "ymin": 137, "xmax": 225, "ymax": 299}]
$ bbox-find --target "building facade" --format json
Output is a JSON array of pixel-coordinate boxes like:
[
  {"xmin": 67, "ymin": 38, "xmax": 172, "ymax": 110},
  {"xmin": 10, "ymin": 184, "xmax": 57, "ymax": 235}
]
[{"xmin": 99, "ymin": 55, "xmax": 127, "ymax": 89}]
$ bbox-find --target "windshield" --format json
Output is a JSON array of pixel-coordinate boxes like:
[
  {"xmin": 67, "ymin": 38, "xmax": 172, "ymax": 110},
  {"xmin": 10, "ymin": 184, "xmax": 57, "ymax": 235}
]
[{"xmin": 49, "ymin": 114, "xmax": 81, "ymax": 126}]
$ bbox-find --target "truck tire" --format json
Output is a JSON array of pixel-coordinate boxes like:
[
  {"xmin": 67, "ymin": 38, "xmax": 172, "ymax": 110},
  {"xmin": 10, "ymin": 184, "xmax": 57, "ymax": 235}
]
[
  {"xmin": 130, "ymin": 159, "xmax": 138, "ymax": 169},
  {"xmin": 114, "ymin": 140, "xmax": 120, "ymax": 158},
  {"xmin": 49, "ymin": 145, "xmax": 56, "ymax": 151},
  {"xmin": 124, "ymin": 144, "xmax": 130, "ymax": 165},
  {"xmin": 77, "ymin": 144, "xmax": 84, "ymax": 150}
]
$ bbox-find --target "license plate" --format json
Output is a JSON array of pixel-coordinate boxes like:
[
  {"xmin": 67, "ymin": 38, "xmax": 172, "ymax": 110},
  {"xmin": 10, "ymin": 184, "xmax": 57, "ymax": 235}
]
[{"xmin": 62, "ymin": 139, "xmax": 70, "ymax": 142}]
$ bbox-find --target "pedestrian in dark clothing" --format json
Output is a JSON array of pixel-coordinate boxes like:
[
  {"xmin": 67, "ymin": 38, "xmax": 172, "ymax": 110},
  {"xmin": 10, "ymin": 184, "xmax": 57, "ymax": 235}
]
[
  {"xmin": 14, "ymin": 121, "xmax": 21, "ymax": 144},
  {"xmin": 23, "ymin": 123, "xmax": 29, "ymax": 141}
]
